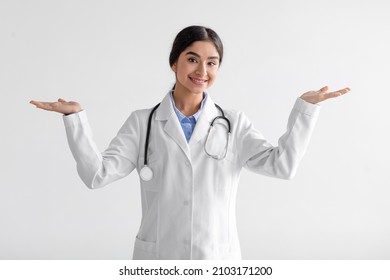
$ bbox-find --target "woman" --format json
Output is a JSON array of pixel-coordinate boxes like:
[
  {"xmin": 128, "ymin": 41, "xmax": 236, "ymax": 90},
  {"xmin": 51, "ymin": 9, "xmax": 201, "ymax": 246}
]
[{"xmin": 30, "ymin": 25, "xmax": 350, "ymax": 260}]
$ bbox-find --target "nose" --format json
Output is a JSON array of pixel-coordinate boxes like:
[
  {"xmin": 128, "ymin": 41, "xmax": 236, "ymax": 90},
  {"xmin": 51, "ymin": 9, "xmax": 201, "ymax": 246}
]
[{"xmin": 196, "ymin": 63, "xmax": 207, "ymax": 77}]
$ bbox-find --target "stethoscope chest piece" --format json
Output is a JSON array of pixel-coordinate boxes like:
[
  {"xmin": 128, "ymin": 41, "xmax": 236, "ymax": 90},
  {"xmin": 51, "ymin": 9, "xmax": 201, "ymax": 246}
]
[
  {"xmin": 140, "ymin": 166, "xmax": 153, "ymax": 181},
  {"xmin": 139, "ymin": 99, "xmax": 230, "ymax": 182}
]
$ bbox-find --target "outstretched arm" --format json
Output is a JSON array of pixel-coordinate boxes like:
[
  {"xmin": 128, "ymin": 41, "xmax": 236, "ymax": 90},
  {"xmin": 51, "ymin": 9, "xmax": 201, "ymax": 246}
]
[
  {"xmin": 30, "ymin": 98, "xmax": 139, "ymax": 189},
  {"xmin": 237, "ymin": 86, "xmax": 351, "ymax": 179}
]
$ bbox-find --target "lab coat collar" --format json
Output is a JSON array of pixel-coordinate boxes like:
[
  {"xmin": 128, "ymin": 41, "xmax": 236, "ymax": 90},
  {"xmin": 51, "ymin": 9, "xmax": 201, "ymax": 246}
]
[
  {"xmin": 189, "ymin": 92, "xmax": 219, "ymax": 145},
  {"xmin": 155, "ymin": 90, "xmax": 219, "ymax": 160},
  {"xmin": 170, "ymin": 91, "xmax": 208, "ymax": 123},
  {"xmin": 155, "ymin": 90, "xmax": 218, "ymax": 122}
]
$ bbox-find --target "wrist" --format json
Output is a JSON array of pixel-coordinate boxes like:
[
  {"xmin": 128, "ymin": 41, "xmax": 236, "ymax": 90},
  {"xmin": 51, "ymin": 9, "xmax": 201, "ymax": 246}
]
[{"xmin": 64, "ymin": 109, "xmax": 83, "ymax": 116}]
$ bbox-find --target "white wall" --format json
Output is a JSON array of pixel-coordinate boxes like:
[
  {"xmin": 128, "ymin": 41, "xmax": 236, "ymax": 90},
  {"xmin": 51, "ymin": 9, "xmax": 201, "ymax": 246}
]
[{"xmin": 1, "ymin": 0, "xmax": 389, "ymax": 259}]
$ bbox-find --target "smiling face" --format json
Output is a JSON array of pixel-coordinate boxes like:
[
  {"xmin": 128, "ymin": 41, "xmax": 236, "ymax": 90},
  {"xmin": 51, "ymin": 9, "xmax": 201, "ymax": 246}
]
[{"xmin": 171, "ymin": 40, "xmax": 220, "ymax": 96}]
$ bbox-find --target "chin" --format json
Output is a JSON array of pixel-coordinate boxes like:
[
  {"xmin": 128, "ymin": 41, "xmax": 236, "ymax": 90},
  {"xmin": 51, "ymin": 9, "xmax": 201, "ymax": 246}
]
[
  {"xmin": 192, "ymin": 84, "xmax": 210, "ymax": 92},
  {"xmin": 193, "ymin": 89, "xmax": 206, "ymax": 94}
]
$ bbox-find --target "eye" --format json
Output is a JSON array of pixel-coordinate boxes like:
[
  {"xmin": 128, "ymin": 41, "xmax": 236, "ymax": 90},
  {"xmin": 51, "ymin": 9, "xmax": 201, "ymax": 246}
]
[
  {"xmin": 208, "ymin": 61, "xmax": 217, "ymax": 66},
  {"xmin": 187, "ymin": 57, "xmax": 197, "ymax": 63}
]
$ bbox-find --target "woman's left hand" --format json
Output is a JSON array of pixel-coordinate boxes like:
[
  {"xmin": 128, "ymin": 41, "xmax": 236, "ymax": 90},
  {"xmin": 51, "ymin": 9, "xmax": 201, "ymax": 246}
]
[{"xmin": 300, "ymin": 86, "xmax": 351, "ymax": 104}]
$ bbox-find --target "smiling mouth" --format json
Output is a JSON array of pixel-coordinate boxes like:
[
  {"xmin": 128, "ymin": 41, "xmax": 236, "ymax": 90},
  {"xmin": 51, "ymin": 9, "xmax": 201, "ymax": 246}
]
[{"xmin": 189, "ymin": 77, "xmax": 208, "ymax": 85}]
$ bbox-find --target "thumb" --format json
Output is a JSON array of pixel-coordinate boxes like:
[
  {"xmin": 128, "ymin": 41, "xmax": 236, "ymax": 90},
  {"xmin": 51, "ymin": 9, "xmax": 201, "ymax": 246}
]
[
  {"xmin": 319, "ymin": 86, "xmax": 328, "ymax": 92},
  {"xmin": 58, "ymin": 98, "xmax": 67, "ymax": 103}
]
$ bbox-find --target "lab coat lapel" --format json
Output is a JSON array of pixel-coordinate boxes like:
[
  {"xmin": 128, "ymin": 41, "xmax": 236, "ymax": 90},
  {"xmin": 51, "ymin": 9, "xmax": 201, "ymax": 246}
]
[
  {"xmin": 155, "ymin": 92, "xmax": 191, "ymax": 161},
  {"xmin": 189, "ymin": 94, "xmax": 219, "ymax": 147}
]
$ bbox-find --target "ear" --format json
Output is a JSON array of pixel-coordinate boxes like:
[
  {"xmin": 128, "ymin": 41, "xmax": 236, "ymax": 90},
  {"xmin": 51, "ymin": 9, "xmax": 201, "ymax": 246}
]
[{"xmin": 171, "ymin": 63, "xmax": 177, "ymax": 72}]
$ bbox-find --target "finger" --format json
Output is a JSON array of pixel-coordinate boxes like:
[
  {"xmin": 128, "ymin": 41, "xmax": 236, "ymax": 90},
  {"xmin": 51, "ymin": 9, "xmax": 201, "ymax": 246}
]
[
  {"xmin": 324, "ymin": 88, "xmax": 350, "ymax": 99},
  {"xmin": 319, "ymin": 86, "xmax": 328, "ymax": 92},
  {"xmin": 332, "ymin": 88, "xmax": 351, "ymax": 95},
  {"xmin": 30, "ymin": 100, "xmax": 45, "ymax": 108},
  {"xmin": 58, "ymin": 98, "xmax": 67, "ymax": 103},
  {"xmin": 31, "ymin": 101, "xmax": 54, "ymax": 111}
]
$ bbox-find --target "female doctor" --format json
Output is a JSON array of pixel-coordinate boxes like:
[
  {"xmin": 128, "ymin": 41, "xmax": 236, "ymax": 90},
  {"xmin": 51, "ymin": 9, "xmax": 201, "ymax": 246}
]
[{"xmin": 30, "ymin": 25, "xmax": 350, "ymax": 260}]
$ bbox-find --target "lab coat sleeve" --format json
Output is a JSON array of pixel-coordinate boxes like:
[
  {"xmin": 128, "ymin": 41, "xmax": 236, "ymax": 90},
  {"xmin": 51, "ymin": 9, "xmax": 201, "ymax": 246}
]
[
  {"xmin": 63, "ymin": 110, "xmax": 140, "ymax": 189},
  {"xmin": 237, "ymin": 97, "xmax": 320, "ymax": 179}
]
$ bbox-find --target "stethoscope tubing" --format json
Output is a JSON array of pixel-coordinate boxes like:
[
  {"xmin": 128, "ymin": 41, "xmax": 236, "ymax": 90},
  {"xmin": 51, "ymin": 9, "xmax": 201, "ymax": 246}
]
[
  {"xmin": 140, "ymin": 102, "xmax": 230, "ymax": 181},
  {"xmin": 144, "ymin": 103, "xmax": 161, "ymax": 166}
]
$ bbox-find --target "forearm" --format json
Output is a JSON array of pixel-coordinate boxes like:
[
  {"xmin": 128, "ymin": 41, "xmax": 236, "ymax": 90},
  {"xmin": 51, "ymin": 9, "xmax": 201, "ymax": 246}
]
[
  {"xmin": 63, "ymin": 110, "xmax": 103, "ymax": 188},
  {"xmin": 244, "ymin": 98, "xmax": 320, "ymax": 179}
]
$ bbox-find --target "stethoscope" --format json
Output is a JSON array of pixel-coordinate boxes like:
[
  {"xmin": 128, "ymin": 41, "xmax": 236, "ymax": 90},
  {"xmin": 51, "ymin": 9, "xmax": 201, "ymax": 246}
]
[{"xmin": 139, "ymin": 102, "xmax": 231, "ymax": 181}]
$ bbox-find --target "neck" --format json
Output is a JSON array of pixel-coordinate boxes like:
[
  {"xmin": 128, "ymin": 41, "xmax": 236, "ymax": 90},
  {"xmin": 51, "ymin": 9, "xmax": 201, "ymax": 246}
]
[{"xmin": 172, "ymin": 83, "xmax": 204, "ymax": 116}]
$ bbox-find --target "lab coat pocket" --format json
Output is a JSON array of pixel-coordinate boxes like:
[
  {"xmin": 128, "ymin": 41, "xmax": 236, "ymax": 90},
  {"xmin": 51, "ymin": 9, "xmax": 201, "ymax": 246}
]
[{"xmin": 133, "ymin": 236, "xmax": 158, "ymax": 260}]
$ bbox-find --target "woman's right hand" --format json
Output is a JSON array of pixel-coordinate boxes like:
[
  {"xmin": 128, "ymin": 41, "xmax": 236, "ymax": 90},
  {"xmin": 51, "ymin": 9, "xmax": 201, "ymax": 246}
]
[{"xmin": 30, "ymin": 98, "xmax": 82, "ymax": 115}]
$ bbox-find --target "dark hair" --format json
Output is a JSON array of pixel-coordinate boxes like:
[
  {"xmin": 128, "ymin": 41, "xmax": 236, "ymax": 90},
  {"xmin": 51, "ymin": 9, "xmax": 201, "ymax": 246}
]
[{"xmin": 169, "ymin": 25, "xmax": 223, "ymax": 67}]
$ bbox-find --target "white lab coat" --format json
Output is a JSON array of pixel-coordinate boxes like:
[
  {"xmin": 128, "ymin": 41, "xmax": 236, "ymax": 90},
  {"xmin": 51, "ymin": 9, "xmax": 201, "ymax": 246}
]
[{"xmin": 63, "ymin": 91, "xmax": 320, "ymax": 260}]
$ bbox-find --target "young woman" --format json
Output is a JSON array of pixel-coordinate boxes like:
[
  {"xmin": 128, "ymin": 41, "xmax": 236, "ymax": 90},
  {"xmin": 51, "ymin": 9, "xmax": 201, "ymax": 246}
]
[{"xmin": 30, "ymin": 25, "xmax": 350, "ymax": 260}]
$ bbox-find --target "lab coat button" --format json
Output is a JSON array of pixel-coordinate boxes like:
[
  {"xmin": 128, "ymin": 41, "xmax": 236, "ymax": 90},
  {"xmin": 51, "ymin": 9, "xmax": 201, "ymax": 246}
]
[
  {"xmin": 185, "ymin": 161, "xmax": 190, "ymax": 166},
  {"xmin": 183, "ymin": 239, "xmax": 190, "ymax": 245},
  {"xmin": 183, "ymin": 200, "xmax": 189, "ymax": 206}
]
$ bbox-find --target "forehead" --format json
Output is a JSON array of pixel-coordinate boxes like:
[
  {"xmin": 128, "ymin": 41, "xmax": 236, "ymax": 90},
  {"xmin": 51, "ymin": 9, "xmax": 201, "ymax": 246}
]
[{"xmin": 181, "ymin": 41, "xmax": 219, "ymax": 58}]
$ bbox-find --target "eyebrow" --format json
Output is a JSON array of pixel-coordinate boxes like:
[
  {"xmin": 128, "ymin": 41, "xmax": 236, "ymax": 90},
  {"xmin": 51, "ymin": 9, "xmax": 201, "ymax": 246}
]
[{"xmin": 185, "ymin": 51, "xmax": 219, "ymax": 60}]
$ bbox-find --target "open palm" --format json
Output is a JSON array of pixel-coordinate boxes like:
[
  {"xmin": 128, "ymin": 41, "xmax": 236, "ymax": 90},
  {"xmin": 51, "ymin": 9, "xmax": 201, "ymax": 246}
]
[
  {"xmin": 300, "ymin": 86, "xmax": 351, "ymax": 104},
  {"xmin": 30, "ymin": 98, "xmax": 82, "ymax": 115}
]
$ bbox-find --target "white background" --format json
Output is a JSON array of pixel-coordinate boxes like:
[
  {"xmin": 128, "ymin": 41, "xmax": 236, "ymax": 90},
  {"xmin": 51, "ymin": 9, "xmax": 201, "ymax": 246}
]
[{"xmin": 1, "ymin": 0, "xmax": 389, "ymax": 259}]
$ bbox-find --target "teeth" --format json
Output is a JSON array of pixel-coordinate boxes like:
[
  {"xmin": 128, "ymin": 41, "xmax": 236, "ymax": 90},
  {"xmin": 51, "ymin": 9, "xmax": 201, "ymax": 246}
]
[{"xmin": 191, "ymin": 78, "xmax": 206, "ymax": 83}]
